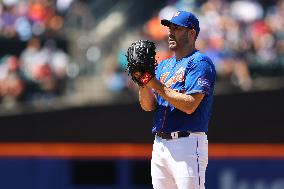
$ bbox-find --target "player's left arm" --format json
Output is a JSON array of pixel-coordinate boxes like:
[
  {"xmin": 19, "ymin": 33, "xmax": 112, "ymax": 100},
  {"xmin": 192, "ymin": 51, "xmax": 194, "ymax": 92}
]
[{"xmin": 146, "ymin": 79, "xmax": 204, "ymax": 114}]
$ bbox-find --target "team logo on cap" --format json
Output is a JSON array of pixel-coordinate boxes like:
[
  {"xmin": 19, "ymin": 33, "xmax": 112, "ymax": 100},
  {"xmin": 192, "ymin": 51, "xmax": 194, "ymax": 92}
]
[{"xmin": 173, "ymin": 11, "xmax": 180, "ymax": 18}]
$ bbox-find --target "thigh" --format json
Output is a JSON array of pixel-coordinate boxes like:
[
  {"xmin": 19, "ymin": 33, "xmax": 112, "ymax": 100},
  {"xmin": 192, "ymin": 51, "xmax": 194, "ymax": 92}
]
[
  {"xmin": 175, "ymin": 174, "xmax": 206, "ymax": 189},
  {"xmin": 195, "ymin": 135, "xmax": 208, "ymax": 189},
  {"xmin": 169, "ymin": 135, "xmax": 208, "ymax": 189},
  {"xmin": 152, "ymin": 178, "xmax": 178, "ymax": 189},
  {"xmin": 151, "ymin": 138, "xmax": 177, "ymax": 189},
  {"xmin": 151, "ymin": 160, "xmax": 178, "ymax": 189},
  {"xmin": 171, "ymin": 155, "xmax": 201, "ymax": 189},
  {"xmin": 175, "ymin": 177, "xmax": 199, "ymax": 189}
]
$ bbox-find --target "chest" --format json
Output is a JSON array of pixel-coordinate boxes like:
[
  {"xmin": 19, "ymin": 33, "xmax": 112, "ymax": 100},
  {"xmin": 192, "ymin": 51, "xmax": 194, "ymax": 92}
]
[{"xmin": 158, "ymin": 60, "xmax": 189, "ymax": 89}]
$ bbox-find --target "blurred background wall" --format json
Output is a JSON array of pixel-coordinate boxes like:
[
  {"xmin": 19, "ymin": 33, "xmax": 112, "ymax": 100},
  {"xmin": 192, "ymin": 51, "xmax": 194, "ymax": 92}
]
[{"xmin": 0, "ymin": 0, "xmax": 284, "ymax": 189}]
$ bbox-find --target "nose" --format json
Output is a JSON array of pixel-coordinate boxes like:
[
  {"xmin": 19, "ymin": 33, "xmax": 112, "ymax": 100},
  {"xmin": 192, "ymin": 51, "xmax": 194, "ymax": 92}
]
[
  {"xmin": 168, "ymin": 29, "xmax": 174, "ymax": 38},
  {"xmin": 168, "ymin": 27, "xmax": 174, "ymax": 34},
  {"xmin": 168, "ymin": 26, "xmax": 173, "ymax": 34}
]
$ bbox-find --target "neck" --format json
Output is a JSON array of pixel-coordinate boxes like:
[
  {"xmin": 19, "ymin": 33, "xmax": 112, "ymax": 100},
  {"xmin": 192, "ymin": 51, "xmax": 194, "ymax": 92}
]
[{"xmin": 175, "ymin": 44, "xmax": 196, "ymax": 61}]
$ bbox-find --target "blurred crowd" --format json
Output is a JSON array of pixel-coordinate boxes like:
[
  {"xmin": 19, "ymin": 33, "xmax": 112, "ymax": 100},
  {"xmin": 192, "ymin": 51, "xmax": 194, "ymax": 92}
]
[
  {"xmin": 148, "ymin": 0, "xmax": 284, "ymax": 91},
  {"xmin": 1, "ymin": 0, "xmax": 284, "ymax": 109},
  {"xmin": 0, "ymin": 0, "xmax": 78, "ymax": 108},
  {"xmin": 0, "ymin": 37, "xmax": 70, "ymax": 107},
  {"xmin": 107, "ymin": 0, "xmax": 284, "ymax": 94},
  {"xmin": 0, "ymin": 0, "xmax": 69, "ymax": 41}
]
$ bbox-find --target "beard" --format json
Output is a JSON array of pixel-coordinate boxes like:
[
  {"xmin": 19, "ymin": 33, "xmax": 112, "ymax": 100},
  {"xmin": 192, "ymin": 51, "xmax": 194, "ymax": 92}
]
[
  {"xmin": 168, "ymin": 33, "xmax": 189, "ymax": 51},
  {"xmin": 168, "ymin": 39, "xmax": 177, "ymax": 50},
  {"xmin": 168, "ymin": 34, "xmax": 177, "ymax": 50}
]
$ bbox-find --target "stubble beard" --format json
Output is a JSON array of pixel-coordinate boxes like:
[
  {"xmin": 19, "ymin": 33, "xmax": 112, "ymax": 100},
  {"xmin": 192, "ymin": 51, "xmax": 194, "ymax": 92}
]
[
  {"xmin": 168, "ymin": 33, "xmax": 177, "ymax": 50},
  {"xmin": 168, "ymin": 40, "xmax": 176, "ymax": 50},
  {"xmin": 169, "ymin": 34, "xmax": 190, "ymax": 52}
]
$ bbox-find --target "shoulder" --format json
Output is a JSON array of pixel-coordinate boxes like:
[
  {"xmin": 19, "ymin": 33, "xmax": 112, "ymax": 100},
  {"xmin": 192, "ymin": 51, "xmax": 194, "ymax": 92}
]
[
  {"xmin": 191, "ymin": 51, "xmax": 215, "ymax": 70},
  {"xmin": 184, "ymin": 51, "xmax": 216, "ymax": 80},
  {"xmin": 158, "ymin": 56, "xmax": 174, "ymax": 65},
  {"xmin": 193, "ymin": 51, "xmax": 213, "ymax": 63},
  {"xmin": 157, "ymin": 57, "xmax": 174, "ymax": 69}
]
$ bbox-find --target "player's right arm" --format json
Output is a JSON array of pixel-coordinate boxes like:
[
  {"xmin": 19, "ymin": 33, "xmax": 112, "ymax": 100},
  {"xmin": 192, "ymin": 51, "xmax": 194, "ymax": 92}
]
[{"xmin": 138, "ymin": 86, "xmax": 157, "ymax": 111}]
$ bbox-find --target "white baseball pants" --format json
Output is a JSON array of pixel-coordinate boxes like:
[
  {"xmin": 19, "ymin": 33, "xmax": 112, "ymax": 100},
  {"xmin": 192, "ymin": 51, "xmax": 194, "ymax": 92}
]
[{"xmin": 151, "ymin": 132, "xmax": 208, "ymax": 189}]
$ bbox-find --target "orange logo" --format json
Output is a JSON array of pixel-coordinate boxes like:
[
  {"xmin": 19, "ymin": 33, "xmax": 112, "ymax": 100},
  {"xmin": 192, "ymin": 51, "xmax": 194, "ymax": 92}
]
[
  {"xmin": 162, "ymin": 67, "xmax": 185, "ymax": 88},
  {"xmin": 160, "ymin": 72, "xmax": 170, "ymax": 84}
]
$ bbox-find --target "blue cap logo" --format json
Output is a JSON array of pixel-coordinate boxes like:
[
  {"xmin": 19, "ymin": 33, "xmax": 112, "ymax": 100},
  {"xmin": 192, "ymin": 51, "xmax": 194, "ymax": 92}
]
[
  {"xmin": 161, "ymin": 11, "xmax": 200, "ymax": 37},
  {"xmin": 173, "ymin": 11, "xmax": 180, "ymax": 18}
]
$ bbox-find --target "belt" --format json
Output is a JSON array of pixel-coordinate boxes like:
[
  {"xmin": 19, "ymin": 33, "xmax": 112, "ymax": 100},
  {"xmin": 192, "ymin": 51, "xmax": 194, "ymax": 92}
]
[{"xmin": 155, "ymin": 131, "xmax": 190, "ymax": 140}]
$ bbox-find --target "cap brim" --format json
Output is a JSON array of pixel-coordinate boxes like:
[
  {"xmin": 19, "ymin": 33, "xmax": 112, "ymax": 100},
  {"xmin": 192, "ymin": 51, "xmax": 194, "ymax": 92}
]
[
  {"xmin": 161, "ymin": 19, "xmax": 172, "ymax": 27},
  {"xmin": 161, "ymin": 19, "xmax": 188, "ymax": 28}
]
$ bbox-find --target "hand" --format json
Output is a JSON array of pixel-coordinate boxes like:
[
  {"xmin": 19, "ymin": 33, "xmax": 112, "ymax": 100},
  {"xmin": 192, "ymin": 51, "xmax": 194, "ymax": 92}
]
[
  {"xmin": 132, "ymin": 72, "xmax": 142, "ymax": 79},
  {"xmin": 132, "ymin": 71, "xmax": 154, "ymax": 86},
  {"xmin": 126, "ymin": 40, "xmax": 157, "ymax": 86}
]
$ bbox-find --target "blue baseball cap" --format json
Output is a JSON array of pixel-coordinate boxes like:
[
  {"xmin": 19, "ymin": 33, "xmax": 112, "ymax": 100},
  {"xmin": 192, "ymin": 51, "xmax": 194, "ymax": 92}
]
[{"xmin": 161, "ymin": 11, "xmax": 200, "ymax": 37}]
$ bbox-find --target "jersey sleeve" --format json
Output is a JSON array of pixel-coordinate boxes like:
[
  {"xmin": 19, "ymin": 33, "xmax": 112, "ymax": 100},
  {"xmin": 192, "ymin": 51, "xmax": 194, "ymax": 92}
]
[{"xmin": 184, "ymin": 60, "xmax": 216, "ymax": 95}]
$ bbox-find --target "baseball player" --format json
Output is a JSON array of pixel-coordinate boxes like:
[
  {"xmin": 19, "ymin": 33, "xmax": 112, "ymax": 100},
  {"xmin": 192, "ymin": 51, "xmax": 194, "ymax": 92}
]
[{"xmin": 135, "ymin": 11, "xmax": 216, "ymax": 189}]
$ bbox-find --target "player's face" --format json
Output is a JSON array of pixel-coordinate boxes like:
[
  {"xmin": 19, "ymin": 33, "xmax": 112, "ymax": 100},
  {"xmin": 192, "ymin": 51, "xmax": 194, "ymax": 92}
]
[{"xmin": 168, "ymin": 24, "xmax": 190, "ymax": 50}]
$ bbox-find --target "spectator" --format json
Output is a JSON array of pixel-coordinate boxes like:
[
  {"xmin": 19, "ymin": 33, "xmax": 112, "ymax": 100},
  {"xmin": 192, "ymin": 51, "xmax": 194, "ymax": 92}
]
[
  {"xmin": 0, "ymin": 55, "xmax": 25, "ymax": 104},
  {"xmin": 18, "ymin": 37, "xmax": 70, "ymax": 103}
]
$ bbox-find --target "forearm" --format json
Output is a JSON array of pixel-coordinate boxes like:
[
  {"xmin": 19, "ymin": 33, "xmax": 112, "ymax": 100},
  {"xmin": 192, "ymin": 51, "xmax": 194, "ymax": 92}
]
[
  {"xmin": 146, "ymin": 78, "xmax": 203, "ymax": 114},
  {"xmin": 139, "ymin": 86, "xmax": 157, "ymax": 111}
]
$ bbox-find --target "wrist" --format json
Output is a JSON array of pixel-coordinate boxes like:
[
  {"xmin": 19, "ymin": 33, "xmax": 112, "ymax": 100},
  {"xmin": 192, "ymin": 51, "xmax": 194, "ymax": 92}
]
[
  {"xmin": 131, "ymin": 72, "xmax": 153, "ymax": 87},
  {"xmin": 139, "ymin": 72, "xmax": 154, "ymax": 85},
  {"xmin": 146, "ymin": 77, "xmax": 163, "ymax": 90}
]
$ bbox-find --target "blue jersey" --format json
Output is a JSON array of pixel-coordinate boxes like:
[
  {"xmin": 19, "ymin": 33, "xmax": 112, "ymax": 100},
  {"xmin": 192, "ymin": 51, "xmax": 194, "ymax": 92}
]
[{"xmin": 152, "ymin": 50, "xmax": 216, "ymax": 133}]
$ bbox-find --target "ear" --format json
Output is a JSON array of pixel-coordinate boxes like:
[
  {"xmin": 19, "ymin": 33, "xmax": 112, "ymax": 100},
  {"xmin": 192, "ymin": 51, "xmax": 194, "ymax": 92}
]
[{"xmin": 189, "ymin": 29, "xmax": 197, "ymax": 40}]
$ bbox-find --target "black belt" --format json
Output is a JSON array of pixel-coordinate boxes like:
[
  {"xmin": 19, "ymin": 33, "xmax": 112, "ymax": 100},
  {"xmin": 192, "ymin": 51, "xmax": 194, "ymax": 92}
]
[{"xmin": 155, "ymin": 131, "xmax": 190, "ymax": 140}]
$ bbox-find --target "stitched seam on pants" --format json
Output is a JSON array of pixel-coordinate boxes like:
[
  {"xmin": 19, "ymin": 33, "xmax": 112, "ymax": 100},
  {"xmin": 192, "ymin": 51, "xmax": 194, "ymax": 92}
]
[{"xmin": 196, "ymin": 138, "xmax": 201, "ymax": 188}]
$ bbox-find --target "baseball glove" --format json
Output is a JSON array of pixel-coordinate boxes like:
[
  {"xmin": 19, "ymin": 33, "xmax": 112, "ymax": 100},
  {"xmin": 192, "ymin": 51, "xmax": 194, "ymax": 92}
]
[{"xmin": 126, "ymin": 40, "xmax": 157, "ymax": 86}]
